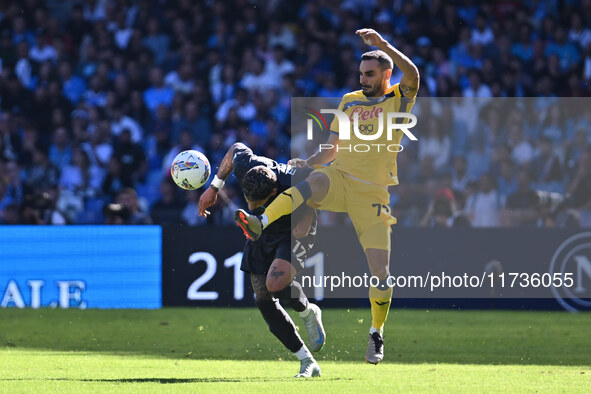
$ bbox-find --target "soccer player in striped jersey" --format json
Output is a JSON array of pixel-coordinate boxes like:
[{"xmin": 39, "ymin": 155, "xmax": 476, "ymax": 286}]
[{"xmin": 199, "ymin": 142, "xmax": 324, "ymax": 377}]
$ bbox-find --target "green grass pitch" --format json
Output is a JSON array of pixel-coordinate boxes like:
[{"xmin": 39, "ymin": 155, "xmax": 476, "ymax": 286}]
[{"xmin": 1, "ymin": 308, "xmax": 590, "ymax": 392}]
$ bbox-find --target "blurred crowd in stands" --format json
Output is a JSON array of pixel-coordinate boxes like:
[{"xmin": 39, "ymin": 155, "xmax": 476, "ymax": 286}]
[{"xmin": 0, "ymin": 0, "xmax": 590, "ymax": 227}]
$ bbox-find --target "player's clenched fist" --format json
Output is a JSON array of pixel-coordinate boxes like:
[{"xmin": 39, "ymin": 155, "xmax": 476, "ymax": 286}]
[{"xmin": 355, "ymin": 28, "xmax": 385, "ymax": 47}]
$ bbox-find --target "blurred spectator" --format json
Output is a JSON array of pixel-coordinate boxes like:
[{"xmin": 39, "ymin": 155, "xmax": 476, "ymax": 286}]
[
  {"xmin": 566, "ymin": 147, "xmax": 591, "ymax": 210},
  {"xmin": 569, "ymin": 13, "xmax": 591, "ymax": 50},
  {"xmin": 113, "ymin": 129, "xmax": 147, "ymax": 185},
  {"xmin": 565, "ymin": 128, "xmax": 590, "ymax": 171},
  {"xmin": 83, "ymin": 118, "xmax": 113, "ymax": 168},
  {"xmin": 102, "ymin": 156, "xmax": 133, "ymax": 199},
  {"xmin": 240, "ymin": 56, "xmax": 279, "ymax": 93},
  {"xmin": 28, "ymin": 28, "xmax": 57, "ymax": 63},
  {"xmin": 451, "ymin": 156, "xmax": 470, "ymax": 191},
  {"xmin": 497, "ymin": 159, "xmax": 518, "ymax": 198},
  {"xmin": 545, "ymin": 27, "xmax": 581, "ymax": 72},
  {"xmin": 143, "ymin": 67, "xmax": 175, "ymax": 113},
  {"xmin": 0, "ymin": 178, "xmax": 13, "ymax": 222},
  {"xmin": 533, "ymin": 137, "xmax": 563, "ymax": 190},
  {"xmin": 463, "ymin": 69, "xmax": 492, "ymax": 98},
  {"xmin": 182, "ymin": 190, "xmax": 207, "ymax": 226},
  {"xmin": 24, "ymin": 143, "xmax": 60, "ymax": 192},
  {"xmin": 115, "ymin": 187, "xmax": 152, "ymax": 224},
  {"xmin": 59, "ymin": 147, "xmax": 102, "ymax": 197},
  {"xmin": 465, "ymin": 174, "xmax": 504, "ymax": 227},
  {"xmin": 142, "ymin": 17, "xmax": 169, "ymax": 65},
  {"xmin": 165, "ymin": 61, "xmax": 195, "ymax": 95},
  {"xmin": 147, "ymin": 104, "xmax": 173, "ymax": 156},
  {"xmin": 265, "ymin": 45, "xmax": 295, "ymax": 83},
  {"xmin": 509, "ymin": 124, "xmax": 535, "ymax": 166},
  {"xmin": 48, "ymin": 127, "xmax": 72, "ymax": 169},
  {"xmin": 59, "ymin": 60, "xmax": 86, "ymax": 104},
  {"xmin": 103, "ymin": 202, "xmax": 130, "ymax": 225},
  {"xmin": 268, "ymin": 20, "xmax": 296, "ymax": 51},
  {"xmin": 215, "ymin": 87, "xmax": 256, "ymax": 124},
  {"xmin": 471, "ymin": 13, "xmax": 494, "ymax": 46},
  {"xmin": 82, "ymin": 74, "xmax": 107, "ymax": 107},
  {"xmin": 171, "ymin": 100, "xmax": 212, "ymax": 146},
  {"xmin": 110, "ymin": 104, "xmax": 143, "ymax": 143},
  {"xmin": 504, "ymin": 169, "xmax": 539, "ymax": 226},
  {"xmin": 420, "ymin": 187, "xmax": 468, "ymax": 227},
  {"xmin": 418, "ymin": 116, "xmax": 451, "ymax": 171},
  {"xmin": 211, "ymin": 63, "xmax": 238, "ymax": 105},
  {"xmin": 128, "ymin": 90, "xmax": 151, "ymax": 127},
  {"xmin": 3, "ymin": 161, "xmax": 23, "ymax": 204},
  {"xmin": 21, "ymin": 188, "xmax": 66, "ymax": 225},
  {"xmin": 151, "ymin": 177, "xmax": 183, "ymax": 225},
  {"xmin": 112, "ymin": 13, "xmax": 132, "ymax": 50}
]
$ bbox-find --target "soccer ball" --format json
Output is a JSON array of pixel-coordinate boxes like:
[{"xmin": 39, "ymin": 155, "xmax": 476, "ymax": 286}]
[{"xmin": 170, "ymin": 150, "xmax": 211, "ymax": 190}]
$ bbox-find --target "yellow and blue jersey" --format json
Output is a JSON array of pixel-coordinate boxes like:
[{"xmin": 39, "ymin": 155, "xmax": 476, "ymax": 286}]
[{"xmin": 329, "ymin": 83, "xmax": 416, "ymax": 186}]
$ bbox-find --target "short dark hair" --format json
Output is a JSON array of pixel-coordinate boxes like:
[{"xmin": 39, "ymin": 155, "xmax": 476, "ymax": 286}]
[
  {"xmin": 242, "ymin": 166, "xmax": 276, "ymax": 202},
  {"xmin": 361, "ymin": 50, "xmax": 393, "ymax": 70}
]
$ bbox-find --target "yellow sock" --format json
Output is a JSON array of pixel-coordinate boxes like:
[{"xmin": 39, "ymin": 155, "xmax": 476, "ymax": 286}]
[
  {"xmin": 369, "ymin": 285, "xmax": 393, "ymax": 331},
  {"xmin": 263, "ymin": 186, "xmax": 304, "ymax": 227}
]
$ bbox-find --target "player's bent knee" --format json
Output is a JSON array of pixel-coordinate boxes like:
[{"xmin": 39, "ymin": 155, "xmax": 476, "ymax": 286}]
[
  {"xmin": 365, "ymin": 247, "xmax": 390, "ymax": 280},
  {"xmin": 307, "ymin": 172, "xmax": 330, "ymax": 202},
  {"xmin": 266, "ymin": 272, "xmax": 292, "ymax": 293},
  {"xmin": 266, "ymin": 259, "xmax": 294, "ymax": 293},
  {"xmin": 266, "ymin": 278, "xmax": 288, "ymax": 293}
]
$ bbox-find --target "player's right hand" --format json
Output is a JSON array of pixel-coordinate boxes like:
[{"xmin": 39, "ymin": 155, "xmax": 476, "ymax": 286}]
[
  {"xmin": 356, "ymin": 28, "xmax": 385, "ymax": 47},
  {"xmin": 198, "ymin": 187, "xmax": 217, "ymax": 218},
  {"xmin": 288, "ymin": 158, "xmax": 310, "ymax": 169}
]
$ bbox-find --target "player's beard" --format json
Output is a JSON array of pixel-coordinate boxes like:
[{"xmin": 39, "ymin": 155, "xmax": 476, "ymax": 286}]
[{"xmin": 361, "ymin": 83, "xmax": 380, "ymax": 97}]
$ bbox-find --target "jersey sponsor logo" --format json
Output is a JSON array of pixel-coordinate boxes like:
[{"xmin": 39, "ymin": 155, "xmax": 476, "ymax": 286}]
[{"xmin": 349, "ymin": 106, "xmax": 383, "ymax": 122}]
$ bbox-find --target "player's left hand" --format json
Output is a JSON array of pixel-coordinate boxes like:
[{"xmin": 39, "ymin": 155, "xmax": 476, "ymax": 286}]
[
  {"xmin": 356, "ymin": 28, "xmax": 385, "ymax": 47},
  {"xmin": 198, "ymin": 187, "xmax": 217, "ymax": 217},
  {"xmin": 288, "ymin": 158, "xmax": 310, "ymax": 169}
]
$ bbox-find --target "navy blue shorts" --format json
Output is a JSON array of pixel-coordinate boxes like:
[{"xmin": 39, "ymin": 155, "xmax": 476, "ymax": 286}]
[{"xmin": 240, "ymin": 231, "xmax": 313, "ymax": 275}]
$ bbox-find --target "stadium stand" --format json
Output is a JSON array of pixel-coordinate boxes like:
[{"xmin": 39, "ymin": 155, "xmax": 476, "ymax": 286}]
[{"xmin": 0, "ymin": 0, "xmax": 590, "ymax": 226}]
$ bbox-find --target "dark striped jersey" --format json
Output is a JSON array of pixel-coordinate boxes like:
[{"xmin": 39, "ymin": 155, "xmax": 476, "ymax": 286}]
[{"xmin": 232, "ymin": 145, "xmax": 316, "ymax": 236}]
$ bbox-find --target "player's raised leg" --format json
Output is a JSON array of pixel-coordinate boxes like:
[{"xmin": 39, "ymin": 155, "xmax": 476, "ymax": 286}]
[
  {"xmin": 266, "ymin": 259, "xmax": 326, "ymax": 352},
  {"xmin": 250, "ymin": 274, "xmax": 321, "ymax": 377},
  {"xmin": 235, "ymin": 171, "xmax": 330, "ymax": 240}
]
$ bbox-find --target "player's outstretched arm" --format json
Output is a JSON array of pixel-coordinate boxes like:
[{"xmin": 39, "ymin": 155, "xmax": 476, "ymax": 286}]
[
  {"xmin": 356, "ymin": 28, "xmax": 420, "ymax": 96},
  {"xmin": 198, "ymin": 142, "xmax": 246, "ymax": 217},
  {"xmin": 289, "ymin": 133, "xmax": 339, "ymax": 168}
]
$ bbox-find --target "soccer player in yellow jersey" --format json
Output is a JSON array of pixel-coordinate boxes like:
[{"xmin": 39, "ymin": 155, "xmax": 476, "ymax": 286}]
[{"xmin": 235, "ymin": 28, "xmax": 419, "ymax": 364}]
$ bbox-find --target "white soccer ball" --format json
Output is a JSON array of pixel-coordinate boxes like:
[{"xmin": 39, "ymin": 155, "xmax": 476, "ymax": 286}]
[{"xmin": 170, "ymin": 150, "xmax": 211, "ymax": 190}]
